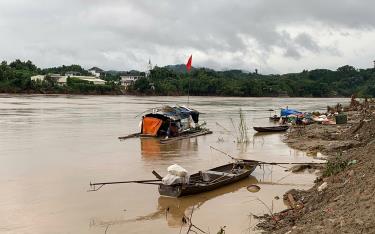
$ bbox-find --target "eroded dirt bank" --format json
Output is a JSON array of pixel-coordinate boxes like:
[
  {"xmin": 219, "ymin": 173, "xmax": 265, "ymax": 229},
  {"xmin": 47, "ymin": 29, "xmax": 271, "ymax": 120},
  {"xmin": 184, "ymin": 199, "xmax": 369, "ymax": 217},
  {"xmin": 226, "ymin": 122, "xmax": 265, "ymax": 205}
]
[{"xmin": 258, "ymin": 109, "xmax": 375, "ymax": 233}]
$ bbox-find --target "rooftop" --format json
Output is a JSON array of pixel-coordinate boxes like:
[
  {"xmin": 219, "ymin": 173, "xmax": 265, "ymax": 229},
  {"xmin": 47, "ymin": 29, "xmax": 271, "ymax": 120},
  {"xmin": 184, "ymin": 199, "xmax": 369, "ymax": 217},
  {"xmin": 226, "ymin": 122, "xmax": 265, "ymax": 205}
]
[{"xmin": 88, "ymin": 67, "xmax": 104, "ymax": 72}]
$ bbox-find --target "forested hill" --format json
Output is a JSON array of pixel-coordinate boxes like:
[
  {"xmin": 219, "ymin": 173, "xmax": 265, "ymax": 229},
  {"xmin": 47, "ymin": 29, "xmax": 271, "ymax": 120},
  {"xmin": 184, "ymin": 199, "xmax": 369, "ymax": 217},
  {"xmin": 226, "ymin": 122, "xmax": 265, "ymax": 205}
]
[
  {"xmin": 1, "ymin": 59, "xmax": 375, "ymax": 97},
  {"xmin": 130, "ymin": 65, "xmax": 375, "ymax": 97},
  {"xmin": 0, "ymin": 60, "xmax": 121, "ymax": 94}
]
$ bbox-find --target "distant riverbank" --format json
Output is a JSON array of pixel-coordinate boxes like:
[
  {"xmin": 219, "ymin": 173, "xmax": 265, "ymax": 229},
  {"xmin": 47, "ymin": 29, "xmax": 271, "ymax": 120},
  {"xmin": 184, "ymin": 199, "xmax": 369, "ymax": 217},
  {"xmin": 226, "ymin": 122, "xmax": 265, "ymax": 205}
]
[
  {"xmin": 0, "ymin": 91, "xmax": 351, "ymax": 98},
  {"xmin": 2, "ymin": 59, "xmax": 375, "ymax": 98}
]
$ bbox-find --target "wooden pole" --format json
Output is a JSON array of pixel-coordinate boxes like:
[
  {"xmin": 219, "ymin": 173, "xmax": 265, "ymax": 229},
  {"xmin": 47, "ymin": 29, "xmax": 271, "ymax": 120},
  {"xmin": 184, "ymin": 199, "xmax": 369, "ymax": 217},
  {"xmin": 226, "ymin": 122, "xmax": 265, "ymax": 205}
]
[
  {"xmin": 90, "ymin": 179, "xmax": 161, "ymax": 186},
  {"xmin": 187, "ymin": 73, "xmax": 191, "ymax": 107},
  {"xmin": 89, "ymin": 179, "xmax": 162, "ymax": 191},
  {"xmin": 209, "ymin": 146, "xmax": 326, "ymax": 166}
]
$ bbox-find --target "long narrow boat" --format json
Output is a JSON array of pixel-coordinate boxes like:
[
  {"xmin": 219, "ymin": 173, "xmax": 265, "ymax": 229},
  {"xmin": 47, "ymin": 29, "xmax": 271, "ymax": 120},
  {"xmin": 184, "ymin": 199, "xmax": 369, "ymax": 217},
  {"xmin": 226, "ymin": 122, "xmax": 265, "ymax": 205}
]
[
  {"xmin": 253, "ymin": 125, "xmax": 289, "ymax": 132},
  {"xmin": 158, "ymin": 160, "xmax": 258, "ymax": 197}
]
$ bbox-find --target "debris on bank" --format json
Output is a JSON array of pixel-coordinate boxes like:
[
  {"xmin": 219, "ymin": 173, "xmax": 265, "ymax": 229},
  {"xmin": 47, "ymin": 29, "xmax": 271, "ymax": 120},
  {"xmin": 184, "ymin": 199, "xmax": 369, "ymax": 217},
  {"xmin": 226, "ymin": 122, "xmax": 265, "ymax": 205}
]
[{"xmin": 257, "ymin": 97, "xmax": 375, "ymax": 234}]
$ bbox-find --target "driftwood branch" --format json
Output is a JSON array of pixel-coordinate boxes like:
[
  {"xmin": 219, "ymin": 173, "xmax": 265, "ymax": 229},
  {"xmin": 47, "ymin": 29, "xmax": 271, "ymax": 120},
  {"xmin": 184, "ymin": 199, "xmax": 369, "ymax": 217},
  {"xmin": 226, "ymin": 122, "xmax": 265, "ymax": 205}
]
[
  {"xmin": 179, "ymin": 206, "xmax": 207, "ymax": 234},
  {"xmin": 352, "ymin": 118, "xmax": 364, "ymax": 134}
]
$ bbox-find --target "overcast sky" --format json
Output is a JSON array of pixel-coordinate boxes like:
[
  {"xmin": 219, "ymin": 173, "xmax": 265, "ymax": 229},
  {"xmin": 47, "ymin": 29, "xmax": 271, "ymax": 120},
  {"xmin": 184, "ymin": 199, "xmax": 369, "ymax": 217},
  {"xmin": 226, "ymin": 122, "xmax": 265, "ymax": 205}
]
[{"xmin": 1, "ymin": 0, "xmax": 375, "ymax": 73}]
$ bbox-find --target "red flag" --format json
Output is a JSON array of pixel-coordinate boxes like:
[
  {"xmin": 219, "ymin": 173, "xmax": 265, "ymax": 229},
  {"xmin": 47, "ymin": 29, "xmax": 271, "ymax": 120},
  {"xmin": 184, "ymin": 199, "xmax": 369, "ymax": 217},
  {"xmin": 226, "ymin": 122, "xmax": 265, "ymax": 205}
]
[{"xmin": 186, "ymin": 55, "xmax": 192, "ymax": 72}]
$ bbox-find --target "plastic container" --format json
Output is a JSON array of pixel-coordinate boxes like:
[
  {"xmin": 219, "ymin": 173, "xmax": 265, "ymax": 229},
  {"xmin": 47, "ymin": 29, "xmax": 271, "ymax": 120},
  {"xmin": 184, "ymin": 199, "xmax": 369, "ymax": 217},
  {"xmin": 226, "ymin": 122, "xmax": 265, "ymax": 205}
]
[{"xmin": 335, "ymin": 113, "xmax": 348, "ymax": 124}]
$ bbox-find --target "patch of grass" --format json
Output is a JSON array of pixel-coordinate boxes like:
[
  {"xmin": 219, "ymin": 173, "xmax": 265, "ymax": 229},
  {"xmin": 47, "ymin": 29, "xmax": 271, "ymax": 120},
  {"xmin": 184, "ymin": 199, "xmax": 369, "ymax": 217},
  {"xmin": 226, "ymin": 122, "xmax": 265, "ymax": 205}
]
[
  {"xmin": 323, "ymin": 154, "xmax": 349, "ymax": 177},
  {"xmin": 230, "ymin": 108, "xmax": 249, "ymax": 143}
]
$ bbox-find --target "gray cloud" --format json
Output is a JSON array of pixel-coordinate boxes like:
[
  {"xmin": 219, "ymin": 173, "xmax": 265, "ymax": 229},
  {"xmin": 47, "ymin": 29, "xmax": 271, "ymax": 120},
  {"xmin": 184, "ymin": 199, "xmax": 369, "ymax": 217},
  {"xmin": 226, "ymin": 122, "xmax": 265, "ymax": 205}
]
[
  {"xmin": 1, "ymin": 0, "xmax": 375, "ymax": 73},
  {"xmin": 295, "ymin": 33, "xmax": 320, "ymax": 53}
]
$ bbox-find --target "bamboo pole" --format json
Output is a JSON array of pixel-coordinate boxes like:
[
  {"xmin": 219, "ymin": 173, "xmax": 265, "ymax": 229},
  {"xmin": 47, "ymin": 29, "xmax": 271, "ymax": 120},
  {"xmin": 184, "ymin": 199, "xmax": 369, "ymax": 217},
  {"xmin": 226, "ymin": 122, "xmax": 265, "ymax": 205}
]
[
  {"xmin": 209, "ymin": 146, "xmax": 326, "ymax": 166},
  {"xmin": 89, "ymin": 179, "xmax": 162, "ymax": 191}
]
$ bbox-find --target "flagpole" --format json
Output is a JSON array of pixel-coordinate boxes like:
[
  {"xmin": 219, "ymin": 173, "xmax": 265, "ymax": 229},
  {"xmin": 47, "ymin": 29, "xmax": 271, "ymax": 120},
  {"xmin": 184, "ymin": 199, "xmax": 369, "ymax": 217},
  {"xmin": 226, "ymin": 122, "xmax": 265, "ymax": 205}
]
[
  {"xmin": 186, "ymin": 55, "xmax": 192, "ymax": 107},
  {"xmin": 187, "ymin": 75, "xmax": 191, "ymax": 107}
]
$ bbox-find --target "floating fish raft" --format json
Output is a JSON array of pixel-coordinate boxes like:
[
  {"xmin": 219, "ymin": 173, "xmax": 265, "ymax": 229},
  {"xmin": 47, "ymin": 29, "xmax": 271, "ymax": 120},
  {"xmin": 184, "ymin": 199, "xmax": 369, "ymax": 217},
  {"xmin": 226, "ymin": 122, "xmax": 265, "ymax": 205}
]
[{"xmin": 119, "ymin": 105, "xmax": 212, "ymax": 143}]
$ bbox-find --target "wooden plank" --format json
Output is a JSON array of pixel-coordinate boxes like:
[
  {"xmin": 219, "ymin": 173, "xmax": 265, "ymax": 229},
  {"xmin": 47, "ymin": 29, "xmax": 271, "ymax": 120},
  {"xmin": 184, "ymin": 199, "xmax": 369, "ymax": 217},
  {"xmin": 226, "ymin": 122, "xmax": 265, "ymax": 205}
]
[
  {"xmin": 287, "ymin": 193, "xmax": 296, "ymax": 209},
  {"xmin": 160, "ymin": 130, "xmax": 213, "ymax": 144},
  {"xmin": 118, "ymin": 132, "xmax": 141, "ymax": 140}
]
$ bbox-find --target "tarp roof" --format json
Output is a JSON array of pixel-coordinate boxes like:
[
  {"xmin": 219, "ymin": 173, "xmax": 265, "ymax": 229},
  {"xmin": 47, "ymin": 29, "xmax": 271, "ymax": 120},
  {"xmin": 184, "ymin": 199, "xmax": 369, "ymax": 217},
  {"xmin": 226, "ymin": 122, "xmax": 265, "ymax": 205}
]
[{"xmin": 145, "ymin": 105, "xmax": 198, "ymax": 121}]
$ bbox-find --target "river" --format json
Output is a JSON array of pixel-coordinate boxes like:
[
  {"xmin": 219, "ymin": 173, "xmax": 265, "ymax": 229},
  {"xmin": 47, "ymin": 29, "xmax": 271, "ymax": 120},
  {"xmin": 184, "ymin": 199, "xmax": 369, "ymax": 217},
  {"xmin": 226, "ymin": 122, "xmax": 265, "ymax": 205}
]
[{"xmin": 0, "ymin": 95, "xmax": 348, "ymax": 233}]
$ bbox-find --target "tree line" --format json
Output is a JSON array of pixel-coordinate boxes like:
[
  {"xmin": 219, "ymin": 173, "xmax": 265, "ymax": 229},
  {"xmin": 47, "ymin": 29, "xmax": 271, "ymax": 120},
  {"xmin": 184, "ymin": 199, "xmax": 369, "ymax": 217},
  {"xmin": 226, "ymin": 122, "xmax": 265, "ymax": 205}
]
[
  {"xmin": 2, "ymin": 59, "xmax": 375, "ymax": 97},
  {"xmin": 129, "ymin": 64, "xmax": 375, "ymax": 97},
  {"xmin": 0, "ymin": 59, "xmax": 122, "ymax": 94}
]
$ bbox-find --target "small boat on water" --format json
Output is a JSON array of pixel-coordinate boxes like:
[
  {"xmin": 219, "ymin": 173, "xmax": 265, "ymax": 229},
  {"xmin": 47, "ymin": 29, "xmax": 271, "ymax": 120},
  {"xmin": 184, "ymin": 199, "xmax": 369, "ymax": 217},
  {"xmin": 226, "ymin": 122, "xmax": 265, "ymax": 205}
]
[
  {"xmin": 89, "ymin": 160, "xmax": 259, "ymax": 198},
  {"xmin": 127, "ymin": 176, "xmax": 259, "ymax": 224},
  {"xmin": 253, "ymin": 125, "xmax": 289, "ymax": 132},
  {"xmin": 159, "ymin": 160, "xmax": 258, "ymax": 197},
  {"xmin": 269, "ymin": 115, "xmax": 281, "ymax": 121},
  {"xmin": 119, "ymin": 105, "xmax": 212, "ymax": 142}
]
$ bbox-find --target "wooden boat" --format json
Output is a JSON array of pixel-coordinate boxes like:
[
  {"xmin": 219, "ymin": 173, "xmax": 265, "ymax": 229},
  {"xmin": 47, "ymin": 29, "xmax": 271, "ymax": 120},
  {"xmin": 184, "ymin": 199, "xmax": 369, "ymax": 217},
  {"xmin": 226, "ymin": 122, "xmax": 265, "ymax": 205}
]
[
  {"xmin": 253, "ymin": 125, "xmax": 289, "ymax": 132},
  {"xmin": 158, "ymin": 160, "xmax": 258, "ymax": 197},
  {"xmin": 269, "ymin": 115, "xmax": 280, "ymax": 121},
  {"xmin": 128, "ymin": 176, "xmax": 259, "ymax": 224}
]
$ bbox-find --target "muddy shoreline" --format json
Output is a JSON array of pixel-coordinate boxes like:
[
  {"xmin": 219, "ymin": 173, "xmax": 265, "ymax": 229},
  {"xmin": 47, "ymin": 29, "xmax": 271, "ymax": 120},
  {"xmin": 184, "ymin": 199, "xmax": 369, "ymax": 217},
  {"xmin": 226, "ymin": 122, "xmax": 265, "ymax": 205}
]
[{"xmin": 257, "ymin": 108, "xmax": 375, "ymax": 233}]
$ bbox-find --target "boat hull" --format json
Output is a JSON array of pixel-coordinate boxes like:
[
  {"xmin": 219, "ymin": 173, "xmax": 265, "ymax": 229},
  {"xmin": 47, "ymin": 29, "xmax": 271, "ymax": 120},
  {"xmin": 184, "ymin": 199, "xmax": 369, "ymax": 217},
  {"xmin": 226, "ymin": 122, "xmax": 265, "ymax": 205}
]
[
  {"xmin": 158, "ymin": 161, "xmax": 258, "ymax": 197},
  {"xmin": 269, "ymin": 116, "xmax": 280, "ymax": 121},
  {"xmin": 253, "ymin": 126, "xmax": 289, "ymax": 132}
]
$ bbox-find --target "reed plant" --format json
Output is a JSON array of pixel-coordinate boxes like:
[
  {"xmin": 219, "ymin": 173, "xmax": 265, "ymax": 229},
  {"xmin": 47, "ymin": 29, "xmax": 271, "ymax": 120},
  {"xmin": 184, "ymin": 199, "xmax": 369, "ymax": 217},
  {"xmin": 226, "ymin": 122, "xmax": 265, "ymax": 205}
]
[{"xmin": 230, "ymin": 108, "xmax": 249, "ymax": 143}]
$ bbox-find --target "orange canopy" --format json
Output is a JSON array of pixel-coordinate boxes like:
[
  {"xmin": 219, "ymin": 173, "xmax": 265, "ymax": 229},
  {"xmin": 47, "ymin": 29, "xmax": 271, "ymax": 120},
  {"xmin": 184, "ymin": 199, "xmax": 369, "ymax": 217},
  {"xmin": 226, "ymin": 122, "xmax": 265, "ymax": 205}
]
[{"xmin": 142, "ymin": 117, "xmax": 163, "ymax": 136}]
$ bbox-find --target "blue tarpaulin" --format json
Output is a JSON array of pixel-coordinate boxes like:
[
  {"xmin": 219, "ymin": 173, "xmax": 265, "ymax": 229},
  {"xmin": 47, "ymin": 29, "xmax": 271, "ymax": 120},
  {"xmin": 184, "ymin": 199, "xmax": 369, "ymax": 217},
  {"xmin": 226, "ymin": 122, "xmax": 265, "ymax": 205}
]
[{"xmin": 280, "ymin": 108, "xmax": 302, "ymax": 117}]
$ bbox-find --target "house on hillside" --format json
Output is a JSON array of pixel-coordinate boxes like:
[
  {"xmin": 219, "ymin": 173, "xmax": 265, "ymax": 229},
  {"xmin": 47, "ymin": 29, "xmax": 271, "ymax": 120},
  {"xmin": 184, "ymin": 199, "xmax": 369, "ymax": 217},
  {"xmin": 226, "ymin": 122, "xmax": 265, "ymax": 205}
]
[
  {"xmin": 48, "ymin": 74, "xmax": 67, "ymax": 83},
  {"xmin": 31, "ymin": 75, "xmax": 46, "ymax": 82},
  {"xmin": 66, "ymin": 75, "xmax": 106, "ymax": 85},
  {"xmin": 30, "ymin": 74, "xmax": 105, "ymax": 85},
  {"xmin": 66, "ymin": 71, "xmax": 81, "ymax": 76},
  {"xmin": 73, "ymin": 76, "xmax": 106, "ymax": 85},
  {"xmin": 31, "ymin": 74, "xmax": 67, "ymax": 84},
  {"xmin": 88, "ymin": 67, "xmax": 104, "ymax": 77},
  {"xmin": 120, "ymin": 73, "xmax": 144, "ymax": 88}
]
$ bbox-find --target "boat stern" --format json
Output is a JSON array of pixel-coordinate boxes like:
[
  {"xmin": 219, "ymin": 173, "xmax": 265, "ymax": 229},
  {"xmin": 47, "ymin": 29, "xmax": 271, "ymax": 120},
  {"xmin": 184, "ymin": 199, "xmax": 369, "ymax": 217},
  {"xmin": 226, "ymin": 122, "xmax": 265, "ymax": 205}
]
[{"xmin": 158, "ymin": 184, "xmax": 183, "ymax": 198}]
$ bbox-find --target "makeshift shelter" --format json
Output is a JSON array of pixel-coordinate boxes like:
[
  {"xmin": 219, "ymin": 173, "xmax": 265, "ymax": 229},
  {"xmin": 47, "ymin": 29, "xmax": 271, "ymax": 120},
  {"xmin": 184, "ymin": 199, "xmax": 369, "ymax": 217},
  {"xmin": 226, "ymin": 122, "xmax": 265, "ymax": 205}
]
[
  {"xmin": 140, "ymin": 105, "xmax": 200, "ymax": 137},
  {"xmin": 280, "ymin": 108, "xmax": 302, "ymax": 117},
  {"xmin": 142, "ymin": 117, "xmax": 163, "ymax": 136}
]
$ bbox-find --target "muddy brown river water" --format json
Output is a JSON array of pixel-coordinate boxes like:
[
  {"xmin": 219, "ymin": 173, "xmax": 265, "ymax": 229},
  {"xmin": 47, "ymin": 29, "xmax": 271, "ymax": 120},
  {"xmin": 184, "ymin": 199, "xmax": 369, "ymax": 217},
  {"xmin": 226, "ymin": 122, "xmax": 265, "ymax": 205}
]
[{"xmin": 0, "ymin": 95, "xmax": 348, "ymax": 233}]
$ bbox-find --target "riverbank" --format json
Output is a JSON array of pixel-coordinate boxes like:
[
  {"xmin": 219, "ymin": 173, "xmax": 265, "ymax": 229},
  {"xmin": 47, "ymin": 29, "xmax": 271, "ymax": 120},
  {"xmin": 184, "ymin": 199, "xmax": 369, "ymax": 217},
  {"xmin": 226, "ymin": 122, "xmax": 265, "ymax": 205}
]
[{"xmin": 257, "ymin": 107, "xmax": 375, "ymax": 233}]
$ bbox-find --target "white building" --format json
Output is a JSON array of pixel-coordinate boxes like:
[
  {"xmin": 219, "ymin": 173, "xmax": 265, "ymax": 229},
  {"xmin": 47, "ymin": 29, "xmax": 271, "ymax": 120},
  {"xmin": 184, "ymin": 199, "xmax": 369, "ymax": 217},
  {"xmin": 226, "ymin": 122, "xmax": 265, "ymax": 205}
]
[
  {"xmin": 57, "ymin": 76, "xmax": 68, "ymax": 84},
  {"xmin": 88, "ymin": 67, "xmax": 104, "ymax": 77},
  {"xmin": 31, "ymin": 75, "xmax": 46, "ymax": 82},
  {"xmin": 72, "ymin": 76, "xmax": 106, "ymax": 85},
  {"xmin": 30, "ymin": 74, "xmax": 105, "ymax": 85},
  {"xmin": 65, "ymin": 71, "xmax": 81, "ymax": 76},
  {"xmin": 145, "ymin": 59, "xmax": 153, "ymax": 77},
  {"xmin": 31, "ymin": 74, "xmax": 66, "ymax": 83},
  {"xmin": 49, "ymin": 74, "xmax": 66, "ymax": 83},
  {"xmin": 120, "ymin": 75, "xmax": 144, "ymax": 87}
]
